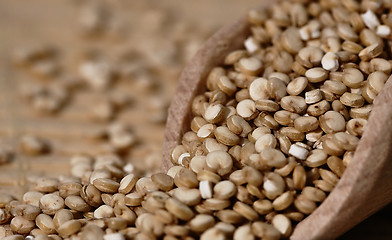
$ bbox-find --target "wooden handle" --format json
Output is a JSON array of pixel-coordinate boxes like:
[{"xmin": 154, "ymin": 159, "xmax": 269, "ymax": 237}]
[
  {"xmin": 291, "ymin": 76, "xmax": 392, "ymax": 239},
  {"xmin": 162, "ymin": 16, "xmax": 250, "ymax": 172}
]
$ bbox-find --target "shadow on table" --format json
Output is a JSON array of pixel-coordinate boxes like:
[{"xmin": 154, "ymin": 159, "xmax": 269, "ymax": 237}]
[{"xmin": 338, "ymin": 203, "xmax": 392, "ymax": 240}]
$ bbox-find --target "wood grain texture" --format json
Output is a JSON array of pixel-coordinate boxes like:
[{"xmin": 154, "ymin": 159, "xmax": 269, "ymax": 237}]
[{"xmin": 162, "ymin": 17, "xmax": 250, "ymax": 172}]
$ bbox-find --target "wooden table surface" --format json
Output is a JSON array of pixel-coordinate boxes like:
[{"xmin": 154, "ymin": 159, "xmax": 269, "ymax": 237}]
[
  {"xmin": 0, "ymin": 0, "xmax": 390, "ymax": 239},
  {"xmin": 0, "ymin": 0, "xmax": 260, "ymax": 191}
]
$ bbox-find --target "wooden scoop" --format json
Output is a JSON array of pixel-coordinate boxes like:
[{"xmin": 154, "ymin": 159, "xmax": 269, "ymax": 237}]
[{"xmin": 162, "ymin": 8, "xmax": 392, "ymax": 240}]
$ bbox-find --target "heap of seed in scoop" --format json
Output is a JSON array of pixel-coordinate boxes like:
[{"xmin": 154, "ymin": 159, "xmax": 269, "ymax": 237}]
[
  {"xmin": 168, "ymin": 0, "xmax": 392, "ymax": 238},
  {"xmin": 2, "ymin": 0, "xmax": 392, "ymax": 239}
]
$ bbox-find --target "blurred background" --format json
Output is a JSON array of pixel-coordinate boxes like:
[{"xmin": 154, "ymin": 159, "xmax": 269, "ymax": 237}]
[
  {"xmin": 0, "ymin": 0, "xmax": 259, "ymax": 191},
  {"xmin": 0, "ymin": 0, "xmax": 390, "ymax": 239}
]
